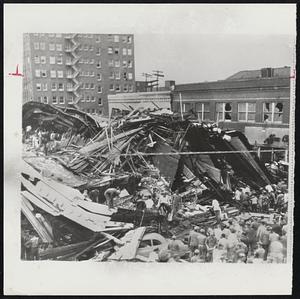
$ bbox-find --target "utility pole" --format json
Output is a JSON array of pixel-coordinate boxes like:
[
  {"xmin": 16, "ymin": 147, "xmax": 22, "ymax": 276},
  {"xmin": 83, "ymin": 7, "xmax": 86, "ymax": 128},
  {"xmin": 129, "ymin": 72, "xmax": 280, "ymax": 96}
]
[
  {"xmin": 141, "ymin": 73, "xmax": 153, "ymax": 92},
  {"xmin": 152, "ymin": 70, "xmax": 164, "ymax": 91}
]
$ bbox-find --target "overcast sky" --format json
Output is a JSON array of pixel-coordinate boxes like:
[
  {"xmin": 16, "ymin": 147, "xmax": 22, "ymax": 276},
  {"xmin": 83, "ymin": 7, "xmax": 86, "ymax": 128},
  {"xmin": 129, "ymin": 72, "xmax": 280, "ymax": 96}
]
[
  {"xmin": 134, "ymin": 33, "xmax": 294, "ymax": 84},
  {"xmin": 5, "ymin": 4, "xmax": 296, "ymax": 85}
]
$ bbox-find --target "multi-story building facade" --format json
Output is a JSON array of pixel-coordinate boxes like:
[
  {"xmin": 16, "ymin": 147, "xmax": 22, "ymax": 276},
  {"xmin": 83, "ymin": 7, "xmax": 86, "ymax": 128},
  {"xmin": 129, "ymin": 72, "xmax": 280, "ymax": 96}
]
[
  {"xmin": 23, "ymin": 33, "xmax": 135, "ymax": 116},
  {"xmin": 172, "ymin": 67, "xmax": 291, "ymax": 146}
]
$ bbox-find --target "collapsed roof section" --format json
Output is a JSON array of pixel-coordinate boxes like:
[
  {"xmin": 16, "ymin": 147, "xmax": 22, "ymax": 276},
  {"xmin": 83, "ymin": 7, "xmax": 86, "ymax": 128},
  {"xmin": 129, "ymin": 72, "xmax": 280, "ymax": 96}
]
[{"xmin": 22, "ymin": 101, "xmax": 102, "ymax": 138}]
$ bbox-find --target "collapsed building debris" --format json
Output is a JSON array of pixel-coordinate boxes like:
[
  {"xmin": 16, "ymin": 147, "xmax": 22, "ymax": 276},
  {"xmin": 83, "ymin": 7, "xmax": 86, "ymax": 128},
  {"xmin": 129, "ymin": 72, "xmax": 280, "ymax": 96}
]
[{"xmin": 21, "ymin": 101, "xmax": 287, "ymax": 262}]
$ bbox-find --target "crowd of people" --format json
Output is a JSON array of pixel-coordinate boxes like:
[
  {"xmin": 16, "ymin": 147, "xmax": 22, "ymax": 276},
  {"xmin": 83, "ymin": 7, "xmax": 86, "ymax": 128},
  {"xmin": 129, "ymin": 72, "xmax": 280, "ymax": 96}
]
[
  {"xmin": 233, "ymin": 180, "xmax": 288, "ymax": 214},
  {"xmin": 155, "ymin": 211, "xmax": 288, "ymax": 264},
  {"xmin": 23, "ymin": 125, "xmax": 86, "ymax": 156}
]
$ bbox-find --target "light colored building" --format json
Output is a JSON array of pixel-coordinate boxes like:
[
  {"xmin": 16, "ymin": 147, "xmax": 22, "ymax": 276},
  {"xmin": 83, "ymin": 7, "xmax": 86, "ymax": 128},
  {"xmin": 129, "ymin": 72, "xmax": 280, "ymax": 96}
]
[
  {"xmin": 23, "ymin": 33, "xmax": 135, "ymax": 116},
  {"xmin": 108, "ymin": 91, "xmax": 172, "ymax": 117}
]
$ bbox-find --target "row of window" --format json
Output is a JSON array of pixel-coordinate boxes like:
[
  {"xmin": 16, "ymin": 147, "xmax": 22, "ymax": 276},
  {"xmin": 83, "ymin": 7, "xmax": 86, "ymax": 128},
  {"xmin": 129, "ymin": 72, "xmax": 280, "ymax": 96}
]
[
  {"xmin": 82, "ymin": 108, "xmax": 103, "ymax": 115},
  {"xmin": 34, "ymin": 55, "xmax": 63, "ymax": 64},
  {"xmin": 182, "ymin": 102, "xmax": 284, "ymax": 123},
  {"xmin": 35, "ymin": 69, "xmax": 64, "ymax": 78},
  {"xmin": 34, "ymin": 42, "xmax": 133, "ymax": 55},
  {"xmin": 80, "ymin": 96, "xmax": 101, "ymax": 104},
  {"xmin": 33, "ymin": 33, "xmax": 132, "ymax": 44},
  {"xmin": 35, "ymin": 69, "xmax": 133, "ymax": 81}
]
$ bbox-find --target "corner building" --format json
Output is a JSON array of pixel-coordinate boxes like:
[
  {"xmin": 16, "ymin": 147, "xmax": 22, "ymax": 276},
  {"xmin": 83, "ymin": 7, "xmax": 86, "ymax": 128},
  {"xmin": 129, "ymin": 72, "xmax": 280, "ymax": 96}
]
[{"xmin": 23, "ymin": 33, "xmax": 135, "ymax": 116}]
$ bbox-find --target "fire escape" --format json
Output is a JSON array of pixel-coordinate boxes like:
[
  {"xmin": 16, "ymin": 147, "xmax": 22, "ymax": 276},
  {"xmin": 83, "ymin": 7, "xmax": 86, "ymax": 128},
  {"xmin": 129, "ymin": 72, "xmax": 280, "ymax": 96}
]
[{"xmin": 65, "ymin": 34, "xmax": 81, "ymax": 109}]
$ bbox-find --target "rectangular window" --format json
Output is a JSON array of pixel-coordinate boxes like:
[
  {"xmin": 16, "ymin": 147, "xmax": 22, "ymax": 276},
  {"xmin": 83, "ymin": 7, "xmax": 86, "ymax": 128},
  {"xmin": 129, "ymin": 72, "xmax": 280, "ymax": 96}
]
[
  {"xmin": 34, "ymin": 56, "xmax": 40, "ymax": 64},
  {"xmin": 50, "ymin": 70, "xmax": 56, "ymax": 78},
  {"xmin": 35, "ymin": 70, "xmax": 41, "ymax": 77},
  {"xmin": 96, "ymin": 61, "xmax": 101, "ymax": 68},
  {"xmin": 42, "ymin": 83, "xmax": 48, "ymax": 91},
  {"xmin": 115, "ymin": 71, "xmax": 120, "ymax": 79},
  {"xmin": 183, "ymin": 103, "xmax": 191, "ymax": 112},
  {"xmin": 89, "ymin": 45, "xmax": 94, "ymax": 51},
  {"xmin": 122, "ymin": 36, "xmax": 127, "ymax": 43},
  {"xmin": 36, "ymin": 83, "xmax": 42, "ymax": 91},
  {"xmin": 129, "ymin": 84, "xmax": 133, "ymax": 92},
  {"xmin": 123, "ymin": 85, "xmax": 128, "ymax": 92},
  {"xmin": 40, "ymin": 56, "xmax": 46, "ymax": 64},
  {"xmin": 123, "ymin": 72, "xmax": 127, "ymax": 80},
  {"xmin": 127, "ymin": 48, "xmax": 132, "ymax": 56},
  {"xmin": 49, "ymin": 56, "xmax": 55, "ymax": 64},
  {"xmin": 114, "ymin": 48, "xmax": 119, "ymax": 54},
  {"xmin": 90, "ymin": 59, "xmax": 94, "ymax": 64},
  {"xmin": 41, "ymin": 70, "xmax": 47, "ymax": 77},
  {"xmin": 51, "ymin": 83, "xmax": 57, "ymax": 91},
  {"xmin": 98, "ymin": 98, "xmax": 102, "ymax": 105},
  {"xmin": 195, "ymin": 103, "xmax": 210, "ymax": 121},
  {"xmin": 90, "ymin": 71, "xmax": 95, "ymax": 77},
  {"xmin": 108, "ymin": 47, "xmax": 113, "ymax": 54},
  {"xmin": 122, "ymin": 60, "xmax": 127, "ymax": 67},
  {"xmin": 90, "ymin": 83, "xmax": 95, "ymax": 89},
  {"xmin": 128, "ymin": 60, "xmax": 133, "ymax": 68},
  {"xmin": 263, "ymin": 102, "xmax": 283, "ymax": 123},
  {"xmin": 57, "ymin": 56, "xmax": 63, "ymax": 64},
  {"xmin": 43, "ymin": 96, "xmax": 48, "ymax": 104},
  {"xmin": 84, "ymin": 44, "xmax": 89, "ymax": 51},
  {"xmin": 115, "ymin": 60, "xmax": 120, "ymax": 67},
  {"xmin": 56, "ymin": 44, "xmax": 62, "ymax": 51},
  {"xmin": 109, "ymin": 71, "xmax": 114, "ymax": 79},
  {"xmin": 96, "ymin": 48, "xmax": 101, "ymax": 55},
  {"xmin": 66, "ymin": 70, "xmax": 72, "ymax": 78},
  {"xmin": 96, "ymin": 35, "xmax": 101, "ymax": 43},
  {"xmin": 86, "ymin": 95, "xmax": 90, "ymax": 102},
  {"xmin": 66, "ymin": 82, "xmax": 73, "ymax": 91},
  {"xmin": 86, "ymin": 109, "xmax": 90, "ymax": 113},
  {"xmin": 52, "ymin": 95, "xmax": 57, "ymax": 104},
  {"xmin": 97, "ymin": 73, "xmax": 102, "ymax": 81},
  {"xmin": 128, "ymin": 73, "xmax": 133, "ymax": 80},
  {"xmin": 66, "ymin": 57, "xmax": 72, "ymax": 64},
  {"xmin": 115, "ymin": 84, "xmax": 120, "ymax": 92},
  {"xmin": 216, "ymin": 102, "xmax": 232, "ymax": 121},
  {"xmin": 57, "ymin": 71, "xmax": 63, "ymax": 78},
  {"xmin": 59, "ymin": 96, "xmax": 64, "ymax": 104},
  {"xmin": 108, "ymin": 60, "xmax": 114, "ymax": 67},
  {"xmin": 108, "ymin": 35, "xmax": 113, "ymax": 42},
  {"xmin": 68, "ymin": 97, "xmax": 74, "ymax": 103},
  {"xmin": 238, "ymin": 103, "xmax": 256, "ymax": 122},
  {"xmin": 114, "ymin": 35, "xmax": 119, "ymax": 42},
  {"xmin": 58, "ymin": 83, "xmax": 64, "ymax": 91},
  {"xmin": 40, "ymin": 42, "xmax": 45, "ymax": 50},
  {"xmin": 97, "ymin": 85, "xmax": 102, "ymax": 93},
  {"xmin": 85, "ymin": 83, "xmax": 89, "ymax": 89},
  {"xmin": 91, "ymin": 96, "xmax": 95, "ymax": 102},
  {"xmin": 122, "ymin": 48, "xmax": 127, "ymax": 55},
  {"xmin": 49, "ymin": 43, "xmax": 55, "ymax": 51},
  {"xmin": 127, "ymin": 36, "xmax": 132, "ymax": 44},
  {"xmin": 34, "ymin": 42, "xmax": 39, "ymax": 50}
]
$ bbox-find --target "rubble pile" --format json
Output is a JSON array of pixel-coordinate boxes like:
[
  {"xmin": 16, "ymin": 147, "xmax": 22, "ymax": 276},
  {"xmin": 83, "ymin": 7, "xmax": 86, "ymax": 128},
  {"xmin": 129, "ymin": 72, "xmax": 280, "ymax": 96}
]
[{"xmin": 21, "ymin": 102, "xmax": 288, "ymax": 263}]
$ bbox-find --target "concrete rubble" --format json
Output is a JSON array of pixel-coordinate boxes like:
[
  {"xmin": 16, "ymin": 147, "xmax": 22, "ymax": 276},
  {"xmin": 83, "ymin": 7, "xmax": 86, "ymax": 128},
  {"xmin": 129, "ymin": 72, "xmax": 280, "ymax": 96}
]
[{"xmin": 21, "ymin": 102, "xmax": 289, "ymax": 263}]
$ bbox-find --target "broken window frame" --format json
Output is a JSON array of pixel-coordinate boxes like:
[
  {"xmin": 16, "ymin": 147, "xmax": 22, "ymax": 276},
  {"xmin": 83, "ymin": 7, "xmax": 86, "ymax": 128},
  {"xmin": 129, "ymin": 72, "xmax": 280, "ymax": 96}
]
[
  {"xmin": 263, "ymin": 102, "xmax": 283, "ymax": 123},
  {"xmin": 238, "ymin": 102, "xmax": 256, "ymax": 122},
  {"xmin": 216, "ymin": 102, "xmax": 232, "ymax": 122}
]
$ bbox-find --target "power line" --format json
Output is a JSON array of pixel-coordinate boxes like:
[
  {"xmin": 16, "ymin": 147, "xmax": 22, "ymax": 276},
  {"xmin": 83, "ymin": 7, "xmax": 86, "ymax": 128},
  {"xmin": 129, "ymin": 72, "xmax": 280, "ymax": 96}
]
[{"xmin": 104, "ymin": 149, "xmax": 289, "ymax": 157}]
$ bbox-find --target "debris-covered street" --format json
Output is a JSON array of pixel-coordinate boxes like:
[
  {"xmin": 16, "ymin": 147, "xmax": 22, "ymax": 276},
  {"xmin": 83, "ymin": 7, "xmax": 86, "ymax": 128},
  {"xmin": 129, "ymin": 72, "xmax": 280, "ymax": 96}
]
[{"xmin": 21, "ymin": 102, "xmax": 289, "ymax": 263}]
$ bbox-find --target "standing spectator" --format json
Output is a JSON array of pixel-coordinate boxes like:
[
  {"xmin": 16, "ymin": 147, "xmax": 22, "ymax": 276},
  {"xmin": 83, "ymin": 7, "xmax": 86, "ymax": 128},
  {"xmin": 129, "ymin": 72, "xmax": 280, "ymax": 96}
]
[
  {"xmin": 188, "ymin": 226, "xmax": 200, "ymax": 255},
  {"xmin": 190, "ymin": 249, "xmax": 201, "ymax": 263},
  {"xmin": 197, "ymin": 228, "xmax": 207, "ymax": 260},
  {"xmin": 205, "ymin": 231, "xmax": 217, "ymax": 262},
  {"xmin": 260, "ymin": 226, "xmax": 271, "ymax": 261},
  {"xmin": 25, "ymin": 232, "xmax": 40, "ymax": 260},
  {"xmin": 212, "ymin": 199, "xmax": 221, "ymax": 223},
  {"xmin": 172, "ymin": 190, "xmax": 182, "ymax": 215},
  {"xmin": 250, "ymin": 192, "xmax": 258, "ymax": 212}
]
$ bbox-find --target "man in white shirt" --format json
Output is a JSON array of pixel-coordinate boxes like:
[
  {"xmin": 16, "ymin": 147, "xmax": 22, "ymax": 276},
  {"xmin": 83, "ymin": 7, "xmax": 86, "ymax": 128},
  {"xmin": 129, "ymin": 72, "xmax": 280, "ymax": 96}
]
[{"xmin": 212, "ymin": 199, "xmax": 221, "ymax": 223}]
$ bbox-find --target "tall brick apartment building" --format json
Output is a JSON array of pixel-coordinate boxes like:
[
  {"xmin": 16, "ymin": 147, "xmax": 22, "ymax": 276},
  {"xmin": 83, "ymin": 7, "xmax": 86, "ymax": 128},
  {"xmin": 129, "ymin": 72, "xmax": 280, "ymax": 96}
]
[{"xmin": 23, "ymin": 33, "xmax": 135, "ymax": 116}]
